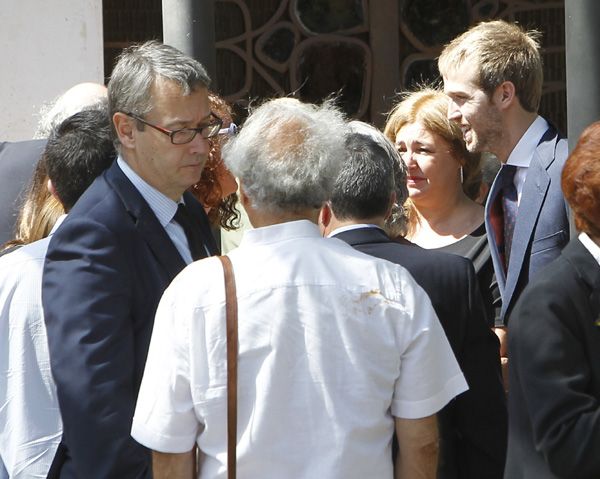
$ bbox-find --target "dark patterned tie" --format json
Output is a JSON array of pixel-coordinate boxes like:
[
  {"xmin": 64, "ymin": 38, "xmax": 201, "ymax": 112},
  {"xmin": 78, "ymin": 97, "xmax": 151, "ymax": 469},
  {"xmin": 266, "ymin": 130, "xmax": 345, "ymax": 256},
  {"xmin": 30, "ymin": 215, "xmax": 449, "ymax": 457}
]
[
  {"xmin": 173, "ymin": 203, "xmax": 206, "ymax": 261},
  {"xmin": 500, "ymin": 165, "xmax": 518, "ymax": 268}
]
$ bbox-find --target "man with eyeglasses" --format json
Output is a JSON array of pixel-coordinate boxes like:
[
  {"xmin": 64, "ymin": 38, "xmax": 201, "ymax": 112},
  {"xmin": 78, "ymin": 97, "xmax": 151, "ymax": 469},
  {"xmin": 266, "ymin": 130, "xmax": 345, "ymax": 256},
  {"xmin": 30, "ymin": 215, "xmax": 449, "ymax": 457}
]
[{"xmin": 42, "ymin": 41, "xmax": 221, "ymax": 479}]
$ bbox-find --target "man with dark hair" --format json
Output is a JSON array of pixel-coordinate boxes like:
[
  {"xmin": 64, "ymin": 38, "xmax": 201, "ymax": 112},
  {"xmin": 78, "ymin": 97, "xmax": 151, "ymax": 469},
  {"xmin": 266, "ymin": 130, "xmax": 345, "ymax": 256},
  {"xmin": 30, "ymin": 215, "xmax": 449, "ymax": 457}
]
[
  {"xmin": 320, "ymin": 121, "xmax": 507, "ymax": 479},
  {"xmin": 45, "ymin": 105, "xmax": 114, "ymax": 210},
  {"xmin": 0, "ymin": 108, "xmax": 115, "ymax": 478},
  {"xmin": 42, "ymin": 41, "xmax": 219, "ymax": 478},
  {"xmin": 0, "ymin": 82, "xmax": 107, "ymax": 245}
]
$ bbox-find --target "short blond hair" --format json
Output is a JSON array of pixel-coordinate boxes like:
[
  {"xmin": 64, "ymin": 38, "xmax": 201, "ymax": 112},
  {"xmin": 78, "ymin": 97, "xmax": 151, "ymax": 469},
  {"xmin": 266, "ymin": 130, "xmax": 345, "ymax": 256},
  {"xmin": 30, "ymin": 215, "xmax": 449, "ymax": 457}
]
[{"xmin": 438, "ymin": 20, "xmax": 543, "ymax": 113}]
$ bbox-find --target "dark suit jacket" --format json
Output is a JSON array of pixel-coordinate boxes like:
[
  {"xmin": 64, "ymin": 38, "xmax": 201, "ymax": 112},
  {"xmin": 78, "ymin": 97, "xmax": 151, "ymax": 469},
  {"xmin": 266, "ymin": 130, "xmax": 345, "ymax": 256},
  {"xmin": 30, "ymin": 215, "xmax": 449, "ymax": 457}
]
[
  {"xmin": 506, "ymin": 238, "xmax": 600, "ymax": 479},
  {"xmin": 485, "ymin": 124, "xmax": 570, "ymax": 324},
  {"xmin": 0, "ymin": 140, "xmax": 45, "ymax": 245},
  {"xmin": 42, "ymin": 161, "xmax": 218, "ymax": 478},
  {"xmin": 334, "ymin": 227, "xmax": 507, "ymax": 479}
]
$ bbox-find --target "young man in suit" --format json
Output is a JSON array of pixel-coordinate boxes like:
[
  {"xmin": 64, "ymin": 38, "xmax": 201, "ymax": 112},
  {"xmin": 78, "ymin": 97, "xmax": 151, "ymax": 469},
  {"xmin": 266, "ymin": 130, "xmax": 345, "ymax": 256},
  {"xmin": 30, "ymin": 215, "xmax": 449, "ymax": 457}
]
[
  {"xmin": 439, "ymin": 19, "xmax": 570, "ymax": 371},
  {"xmin": 42, "ymin": 42, "xmax": 220, "ymax": 478},
  {"xmin": 505, "ymin": 121, "xmax": 600, "ymax": 478},
  {"xmin": 319, "ymin": 121, "xmax": 507, "ymax": 479}
]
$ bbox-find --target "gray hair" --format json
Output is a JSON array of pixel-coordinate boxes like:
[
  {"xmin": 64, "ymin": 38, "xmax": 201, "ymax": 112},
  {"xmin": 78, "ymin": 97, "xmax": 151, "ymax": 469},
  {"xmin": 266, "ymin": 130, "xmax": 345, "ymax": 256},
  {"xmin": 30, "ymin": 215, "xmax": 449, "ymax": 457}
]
[
  {"xmin": 344, "ymin": 121, "xmax": 408, "ymax": 237},
  {"xmin": 108, "ymin": 41, "xmax": 211, "ymax": 143},
  {"xmin": 34, "ymin": 82, "xmax": 108, "ymax": 139},
  {"xmin": 223, "ymin": 97, "xmax": 348, "ymax": 213}
]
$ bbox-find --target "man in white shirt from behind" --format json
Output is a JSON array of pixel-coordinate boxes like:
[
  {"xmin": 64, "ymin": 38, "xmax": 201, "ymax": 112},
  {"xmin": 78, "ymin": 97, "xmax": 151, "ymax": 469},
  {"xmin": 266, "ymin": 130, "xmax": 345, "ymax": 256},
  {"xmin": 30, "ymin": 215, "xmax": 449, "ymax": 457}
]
[
  {"xmin": 132, "ymin": 98, "xmax": 468, "ymax": 479},
  {"xmin": 0, "ymin": 107, "xmax": 116, "ymax": 478}
]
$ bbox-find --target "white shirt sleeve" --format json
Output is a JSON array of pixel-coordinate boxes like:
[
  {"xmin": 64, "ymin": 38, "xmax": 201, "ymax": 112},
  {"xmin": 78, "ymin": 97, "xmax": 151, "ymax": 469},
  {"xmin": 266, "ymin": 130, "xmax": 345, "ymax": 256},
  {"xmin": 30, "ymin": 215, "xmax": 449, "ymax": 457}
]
[
  {"xmin": 391, "ymin": 276, "xmax": 468, "ymax": 419},
  {"xmin": 131, "ymin": 276, "xmax": 201, "ymax": 453}
]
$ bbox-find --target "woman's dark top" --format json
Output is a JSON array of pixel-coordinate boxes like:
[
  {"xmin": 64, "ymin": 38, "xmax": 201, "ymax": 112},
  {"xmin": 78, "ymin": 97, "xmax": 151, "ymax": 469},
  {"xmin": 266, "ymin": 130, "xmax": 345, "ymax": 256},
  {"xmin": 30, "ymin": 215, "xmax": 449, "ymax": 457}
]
[{"xmin": 433, "ymin": 223, "xmax": 501, "ymax": 327}]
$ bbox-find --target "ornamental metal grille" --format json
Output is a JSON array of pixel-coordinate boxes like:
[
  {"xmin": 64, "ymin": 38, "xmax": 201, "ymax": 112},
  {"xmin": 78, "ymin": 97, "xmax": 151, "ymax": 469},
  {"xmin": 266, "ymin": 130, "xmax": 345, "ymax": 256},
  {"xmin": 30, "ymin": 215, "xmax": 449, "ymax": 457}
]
[{"xmin": 103, "ymin": 0, "xmax": 566, "ymax": 132}]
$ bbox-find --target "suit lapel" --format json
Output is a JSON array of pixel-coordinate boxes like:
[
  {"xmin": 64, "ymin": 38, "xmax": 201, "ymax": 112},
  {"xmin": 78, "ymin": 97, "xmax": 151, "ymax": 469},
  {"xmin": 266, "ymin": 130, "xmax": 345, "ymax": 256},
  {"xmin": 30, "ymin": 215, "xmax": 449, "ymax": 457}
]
[
  {"xmin": 502, "ymin": 152, "xmax": 550, "ymax": 311},
  {"xmin": 488, "ymin": 126, "xmax": 562, "ymax": 317},
  {"xmin": 105, "ymin": 163, "xmax": 187, "ymax": 280}
]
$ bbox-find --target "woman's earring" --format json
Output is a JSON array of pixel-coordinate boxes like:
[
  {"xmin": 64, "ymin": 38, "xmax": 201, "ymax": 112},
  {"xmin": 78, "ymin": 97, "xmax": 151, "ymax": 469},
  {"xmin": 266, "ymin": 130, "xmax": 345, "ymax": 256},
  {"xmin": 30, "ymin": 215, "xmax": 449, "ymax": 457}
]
[{"xmin": 460, "ymin": 167, "xmax": 464, "ymax": 184}]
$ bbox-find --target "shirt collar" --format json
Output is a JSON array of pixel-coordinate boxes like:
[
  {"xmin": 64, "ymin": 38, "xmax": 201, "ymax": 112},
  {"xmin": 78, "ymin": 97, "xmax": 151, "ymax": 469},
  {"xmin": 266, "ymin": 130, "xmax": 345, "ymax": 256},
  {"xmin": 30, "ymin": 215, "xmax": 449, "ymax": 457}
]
[
  {"xmin": 49, "ymin": 214, "xmax": 67, "ymax": 235},
  {"xmin": 579, "ymin": 232, "xmax": 600, "ymax": 267},
  {"xmin": 117, "ymin": 156, "xmax": 182, "ymax": 227},
  {"xmin": 505, "ymin": 116, "xmax": 549, "ymax": 168},
  {"xmin": 328, "ymin": 223, "xmax": 383, "ymax": 238},
  {"xmin": 240, "ymin": 219, "xmax": 321, "ymax": 247}
]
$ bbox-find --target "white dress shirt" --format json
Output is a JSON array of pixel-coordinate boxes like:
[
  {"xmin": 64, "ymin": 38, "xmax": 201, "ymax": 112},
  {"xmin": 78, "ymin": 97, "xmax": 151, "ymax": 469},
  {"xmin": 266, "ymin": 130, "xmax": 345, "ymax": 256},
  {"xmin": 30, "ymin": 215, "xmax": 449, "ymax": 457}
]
[
  {"xmin": 505, "ymin": 115, "xmax": 549, "ymax": 205},
  {"xmin": 117, "ymin": 157, "xmax": 195, "ymax": 264},
  {"xmin": 0, "ymin": 217, "xmax": 66, "ymax": 478},
  {"xmin": 579, "ymin": 233, "xmax": 600, "ymax": 267},
  {"xmin": 132, "ymin": 219, "xmax": 467, "ymax": 479}
]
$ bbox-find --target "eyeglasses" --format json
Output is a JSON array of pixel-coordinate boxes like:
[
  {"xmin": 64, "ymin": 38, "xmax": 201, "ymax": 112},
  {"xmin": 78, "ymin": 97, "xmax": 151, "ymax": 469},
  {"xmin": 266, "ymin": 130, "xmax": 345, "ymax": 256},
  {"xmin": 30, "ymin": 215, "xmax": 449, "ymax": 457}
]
[{"xmin": 123, "ymin": 111, "xmax": 225, "ymax": 144}]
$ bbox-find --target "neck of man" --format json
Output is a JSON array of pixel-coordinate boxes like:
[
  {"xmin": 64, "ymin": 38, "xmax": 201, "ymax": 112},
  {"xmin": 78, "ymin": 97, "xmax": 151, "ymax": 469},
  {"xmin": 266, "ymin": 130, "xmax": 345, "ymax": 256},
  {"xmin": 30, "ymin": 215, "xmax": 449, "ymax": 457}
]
[
  {"xmin": 496, "ymin": 108, "xmax": 538, "ymax": 164},
  {"xmin": 325, "ymin": 214, "xmax": 386, "ymax": 237},
  {"xmin": 245, "ymin": 205, "xmax": 321, "ymax": 229}
]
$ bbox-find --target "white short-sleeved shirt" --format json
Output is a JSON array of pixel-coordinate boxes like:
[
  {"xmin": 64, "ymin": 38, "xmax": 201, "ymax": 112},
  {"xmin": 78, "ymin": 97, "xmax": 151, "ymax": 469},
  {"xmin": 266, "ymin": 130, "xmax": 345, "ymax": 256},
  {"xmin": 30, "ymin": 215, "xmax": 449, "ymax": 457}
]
[
  {"xmin": 0, "ymin": 218, "xmax": 65, "ymax": 478},
  {"xmin": 132, "ymin": 220, "xmax": 467, "ymax": 479}
]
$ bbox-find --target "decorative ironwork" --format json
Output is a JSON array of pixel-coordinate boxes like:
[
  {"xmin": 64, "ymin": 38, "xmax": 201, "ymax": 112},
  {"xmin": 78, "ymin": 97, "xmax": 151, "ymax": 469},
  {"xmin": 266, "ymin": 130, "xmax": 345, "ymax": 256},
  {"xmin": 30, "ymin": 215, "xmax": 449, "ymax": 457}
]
[
  {"xmin": 215, "ymin": 0, "xmax": 372, "ymax": 118},
  {"xmin": 102, "ymin": 0, "xmax": 566, "ymax": 129},
  {"xmin": 398, "ymin": 0, "xmax": 566, "ymax": 132}
]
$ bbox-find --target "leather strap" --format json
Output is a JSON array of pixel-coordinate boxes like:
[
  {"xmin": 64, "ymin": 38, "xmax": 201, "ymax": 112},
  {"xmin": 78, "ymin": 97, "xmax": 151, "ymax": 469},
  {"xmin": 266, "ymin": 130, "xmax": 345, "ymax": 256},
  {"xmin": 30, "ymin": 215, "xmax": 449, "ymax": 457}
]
[{"xmin": 218, "ymin": 255, "xmax": 237, "ymax": 479}]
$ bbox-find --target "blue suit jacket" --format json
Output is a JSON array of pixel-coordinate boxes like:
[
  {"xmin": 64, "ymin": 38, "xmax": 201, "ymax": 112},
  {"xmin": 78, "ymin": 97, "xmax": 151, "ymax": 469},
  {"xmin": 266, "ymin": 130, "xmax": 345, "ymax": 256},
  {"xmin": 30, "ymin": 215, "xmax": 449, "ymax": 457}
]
[
  {"xmin": 42, "ymin": 161, "xmax": 218, "ymax": 478},
  {"xmin": 334, "ymin": 227, "xmax": 507, "ymax": 479},
  {"xmin": 485, "ymin": 124, "xmax": 570, "ymax": 324}
]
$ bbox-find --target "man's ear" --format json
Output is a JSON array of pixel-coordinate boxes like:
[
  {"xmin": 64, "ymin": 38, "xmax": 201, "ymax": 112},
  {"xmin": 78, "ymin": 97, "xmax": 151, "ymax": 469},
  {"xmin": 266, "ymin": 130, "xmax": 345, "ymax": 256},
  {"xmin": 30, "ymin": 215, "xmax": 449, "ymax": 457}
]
[
  {"xmin": 47, "ymin": 178, "xmax": 59, "ymax": 200},
  {"xmin": 113, "ymin": 112, "xmax": 136, "ymax": 149},
  {"xmin": 384, "ymin": 191, "xmax": 397, "ymax": 221},
  {"xmin": 319, "ymin": 203, "xmax": 332, "ymax": 228},
  {"xmin": 494, "ymin": 81, "xmax": 516, "ymax": 110},
  {"xmin": 318, "ymin": 203, "xmax": 333, "ymax": 237}
]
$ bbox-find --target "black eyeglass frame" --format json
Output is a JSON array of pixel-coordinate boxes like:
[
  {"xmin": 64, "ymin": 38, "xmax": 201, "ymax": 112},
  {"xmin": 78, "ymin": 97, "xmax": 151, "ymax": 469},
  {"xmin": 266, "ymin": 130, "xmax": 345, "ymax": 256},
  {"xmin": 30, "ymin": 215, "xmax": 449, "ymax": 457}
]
[{"xmin": 123, "ymin": 111, "xmax": 224, "ymax": 144}]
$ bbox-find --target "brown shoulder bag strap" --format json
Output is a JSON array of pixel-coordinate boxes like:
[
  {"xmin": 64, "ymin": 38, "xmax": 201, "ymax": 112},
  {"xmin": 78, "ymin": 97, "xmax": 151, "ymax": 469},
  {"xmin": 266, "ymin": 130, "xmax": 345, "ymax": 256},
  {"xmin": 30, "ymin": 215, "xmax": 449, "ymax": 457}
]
[{"xmin": 218, "ymin": 255, "xmax": 238, "ymax": 479}]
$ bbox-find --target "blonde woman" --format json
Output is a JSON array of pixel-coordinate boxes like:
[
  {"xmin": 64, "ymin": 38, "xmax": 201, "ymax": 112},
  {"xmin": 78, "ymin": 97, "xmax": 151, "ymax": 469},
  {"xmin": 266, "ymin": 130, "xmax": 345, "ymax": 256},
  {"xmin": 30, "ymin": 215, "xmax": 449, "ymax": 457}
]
[{"xmin": 384, "ymin": 88, "xmax": 500, "ymax": 326}]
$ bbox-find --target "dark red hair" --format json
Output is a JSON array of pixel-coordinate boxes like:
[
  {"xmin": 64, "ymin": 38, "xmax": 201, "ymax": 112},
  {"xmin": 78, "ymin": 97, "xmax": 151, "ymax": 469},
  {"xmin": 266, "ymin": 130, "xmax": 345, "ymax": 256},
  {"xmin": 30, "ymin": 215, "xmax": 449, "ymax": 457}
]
[
  {"xmin": 562, "ymin": 121, "xmax": 600, "ymax": 238},
  {"xmin": 189, "ymin": 92, "xmax": 240, "ymax": 230}
]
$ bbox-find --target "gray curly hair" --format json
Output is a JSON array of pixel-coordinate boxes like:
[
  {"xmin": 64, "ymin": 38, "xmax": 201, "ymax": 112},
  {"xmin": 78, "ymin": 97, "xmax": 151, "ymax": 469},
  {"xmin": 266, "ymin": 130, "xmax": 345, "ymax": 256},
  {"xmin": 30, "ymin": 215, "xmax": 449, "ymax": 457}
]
[{"xmin": 223, "ymin": 97, "xmax": 348, "ymax": 213}]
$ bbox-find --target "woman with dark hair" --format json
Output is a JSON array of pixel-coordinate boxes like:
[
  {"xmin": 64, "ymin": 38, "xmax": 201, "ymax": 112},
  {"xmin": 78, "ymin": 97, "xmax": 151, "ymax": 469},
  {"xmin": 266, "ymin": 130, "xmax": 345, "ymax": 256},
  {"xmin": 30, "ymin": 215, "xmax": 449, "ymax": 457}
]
[
  {"xmin": 505, "ymin": 120, "xmax": 600, "ymax": 479},
  {"xmin": 189, "ymin": 92, "xmax": 239, "ymax": 230}
]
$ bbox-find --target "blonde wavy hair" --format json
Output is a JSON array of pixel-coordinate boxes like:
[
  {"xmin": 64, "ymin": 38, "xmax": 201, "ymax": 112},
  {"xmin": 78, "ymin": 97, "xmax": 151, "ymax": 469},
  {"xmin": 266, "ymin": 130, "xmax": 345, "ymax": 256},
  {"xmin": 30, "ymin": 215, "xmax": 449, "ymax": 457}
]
[{"xmin": 383, "ymin": 88, "xmax": 482, "ymax": 237}]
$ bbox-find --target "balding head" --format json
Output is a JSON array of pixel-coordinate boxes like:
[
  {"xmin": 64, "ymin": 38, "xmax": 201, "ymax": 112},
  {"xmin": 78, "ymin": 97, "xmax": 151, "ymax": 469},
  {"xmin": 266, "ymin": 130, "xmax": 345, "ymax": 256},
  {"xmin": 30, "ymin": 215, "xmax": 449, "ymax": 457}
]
[
  {"xmin": 35, "ymin": 82, "xmax": 108, "ymax": 139},
  {"xmin": 223, "ymin": 97, "xmax": 348, "ymax": 215}
]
